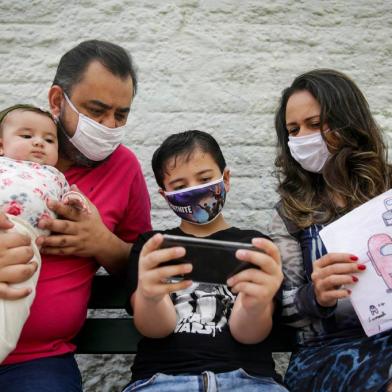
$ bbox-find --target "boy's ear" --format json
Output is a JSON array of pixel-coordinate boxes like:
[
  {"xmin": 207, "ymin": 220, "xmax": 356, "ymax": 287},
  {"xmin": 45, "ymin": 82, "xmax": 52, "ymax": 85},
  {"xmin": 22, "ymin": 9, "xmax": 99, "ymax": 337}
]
[
  {"xmin": 158, "ymin": 188, "xmax": 167, "ymax": 201},
  {"xmin": 223, "ymin": 168, "xmax": 230, "ymax": 193},
  {"xmin": 48, "ymin": 85, "xmax": 64, "ymax": 118}
]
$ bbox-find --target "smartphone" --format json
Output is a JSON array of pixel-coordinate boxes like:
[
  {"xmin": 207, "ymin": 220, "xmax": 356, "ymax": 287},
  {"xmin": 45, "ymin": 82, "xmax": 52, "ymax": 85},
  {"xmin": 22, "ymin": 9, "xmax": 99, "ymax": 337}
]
[{"xmin": 160, "ymin": 234, "xmax": 262, "ymax": 284}]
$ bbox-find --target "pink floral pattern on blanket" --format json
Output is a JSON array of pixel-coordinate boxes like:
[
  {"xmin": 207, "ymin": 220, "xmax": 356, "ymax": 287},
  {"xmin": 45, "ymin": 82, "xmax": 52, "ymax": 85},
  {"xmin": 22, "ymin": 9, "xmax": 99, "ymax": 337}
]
[{"xmin": 0, "ymin": 157, "xmax": 69, "ymax": 235}]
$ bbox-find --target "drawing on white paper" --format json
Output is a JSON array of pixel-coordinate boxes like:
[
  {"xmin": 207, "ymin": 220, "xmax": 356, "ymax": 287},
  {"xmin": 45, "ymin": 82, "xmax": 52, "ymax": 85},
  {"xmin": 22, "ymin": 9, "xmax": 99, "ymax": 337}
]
[
  {"xmin": 369, "ymin": 305, "xmax": 379, "ymax": 315},
  {"xmin": 319, "ymin": 189, "xmax": 392, "ymax": 336},
  {"xmin": 367, "ymin": 233, "xmax": 392, "ymax": 292},
  {"xmin": 382, "ymin": 197, "xmax": 392, "ymax": 226}
]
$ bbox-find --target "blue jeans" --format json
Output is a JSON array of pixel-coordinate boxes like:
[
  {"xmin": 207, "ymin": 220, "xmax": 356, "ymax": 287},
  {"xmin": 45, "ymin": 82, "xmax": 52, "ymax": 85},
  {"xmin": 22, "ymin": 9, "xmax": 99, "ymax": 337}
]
[
  {"xmin": 123, "ymin": 369, "xmax": 288, "ymax": 391},
  {"xmin": 0, "ymin": 353, "xmax": 82, "ymax": 392}
]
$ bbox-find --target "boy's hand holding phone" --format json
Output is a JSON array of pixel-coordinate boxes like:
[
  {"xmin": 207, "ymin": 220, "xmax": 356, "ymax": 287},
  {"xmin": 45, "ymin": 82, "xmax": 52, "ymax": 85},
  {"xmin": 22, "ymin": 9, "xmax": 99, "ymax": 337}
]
[
  {"xmin": 136, "ymin": 233, "xmax": 193, "ymax": 303},
  {"xmin": 227, "ymin": 238, "xmax": 283, "ymax": 312},
  {"xmin": 132, "ymin": 234, "xmax": 194, "ymax": 338}
]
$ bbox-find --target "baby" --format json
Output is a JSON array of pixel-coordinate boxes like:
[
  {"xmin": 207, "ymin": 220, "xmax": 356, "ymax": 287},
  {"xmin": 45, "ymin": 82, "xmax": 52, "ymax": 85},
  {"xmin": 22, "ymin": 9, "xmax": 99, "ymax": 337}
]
[{"xmin": 0, "ymin": 104, "xmax": 87, "ymax": 362}]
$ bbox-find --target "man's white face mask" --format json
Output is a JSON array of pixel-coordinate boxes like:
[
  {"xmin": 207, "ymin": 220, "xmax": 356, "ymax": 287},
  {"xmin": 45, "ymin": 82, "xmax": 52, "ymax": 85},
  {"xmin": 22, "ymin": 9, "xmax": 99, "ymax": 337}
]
[
  {"xmin": 287, "ymin": 131, "xmax": 331, "ymax": 173},
  {"xmin": 64, "ymin": 94, "xmax": 125, "ymax": 161}
]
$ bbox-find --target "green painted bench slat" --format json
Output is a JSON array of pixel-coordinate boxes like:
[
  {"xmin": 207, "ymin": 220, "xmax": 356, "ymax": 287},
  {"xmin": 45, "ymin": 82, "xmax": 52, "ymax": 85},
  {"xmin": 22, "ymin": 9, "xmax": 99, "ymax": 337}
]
[
  {"xmin": 75, "ymin": 275, "xmax": 296, "ymax": 354},
  {"xmin": 74, "ymin": 318, "xmax": 141, "ymax": 354}
]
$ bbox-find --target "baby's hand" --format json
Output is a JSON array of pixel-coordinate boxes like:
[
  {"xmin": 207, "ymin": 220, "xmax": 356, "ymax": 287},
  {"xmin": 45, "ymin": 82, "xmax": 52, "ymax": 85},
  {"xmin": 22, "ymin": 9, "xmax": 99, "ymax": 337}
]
[
  {"xmin": 62, "ymin": 186, "xmax": 90, "ymax": 214},
  {"xmin": 227, "ymin": 238, "xmax": 283, "ymax": 312}
]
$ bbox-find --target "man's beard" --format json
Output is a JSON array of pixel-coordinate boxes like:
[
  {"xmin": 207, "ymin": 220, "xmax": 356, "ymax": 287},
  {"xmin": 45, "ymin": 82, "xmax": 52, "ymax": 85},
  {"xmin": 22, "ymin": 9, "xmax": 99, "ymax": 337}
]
[{"xmin": 57, "ymin": 120, "xmax": 102, "ymax": 168}]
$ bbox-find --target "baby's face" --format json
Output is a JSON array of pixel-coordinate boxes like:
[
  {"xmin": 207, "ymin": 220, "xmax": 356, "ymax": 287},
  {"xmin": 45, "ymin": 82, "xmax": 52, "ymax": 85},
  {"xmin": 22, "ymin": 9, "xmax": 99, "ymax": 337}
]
[{"xmin": 0, "ymin": 110, "xmax": 58, "ymax": 166}]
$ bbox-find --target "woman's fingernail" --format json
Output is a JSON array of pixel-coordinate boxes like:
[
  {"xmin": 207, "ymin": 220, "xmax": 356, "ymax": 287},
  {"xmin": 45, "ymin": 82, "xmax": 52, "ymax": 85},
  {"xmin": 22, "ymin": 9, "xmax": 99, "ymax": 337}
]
[
  {"xmin": 358, "ymin": 264, "xmax": 366, "ymax": 271},
  {"xmin": 352, "ymin": 276, "xmax": 358, "ymax": 282},
  {"xmin": 347, "ymin": 289, "xmax": 352, "ymax": 295},
  {"xmin": 350, "ymin": 255, "xmax": 358, "ymax": 261},
  {"xmin": 227, "ymin": 278, "xmax": 233, "ymax": 286},
  {"xmin": 237, "ymin": 250, "xmax": 246, "ymax": 258}
]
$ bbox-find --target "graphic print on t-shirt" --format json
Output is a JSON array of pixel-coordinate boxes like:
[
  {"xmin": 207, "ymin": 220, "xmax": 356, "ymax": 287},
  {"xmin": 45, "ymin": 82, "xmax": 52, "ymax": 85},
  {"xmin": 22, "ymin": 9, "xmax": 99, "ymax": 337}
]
[{"xmin": 171, "ymin": 282, "xmax": 235, "ymax": 337}]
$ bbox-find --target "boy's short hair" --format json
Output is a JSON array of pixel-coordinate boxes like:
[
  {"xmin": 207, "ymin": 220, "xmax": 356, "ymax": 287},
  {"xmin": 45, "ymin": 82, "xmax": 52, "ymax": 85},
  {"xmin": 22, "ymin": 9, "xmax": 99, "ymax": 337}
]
[
  {"xmin": 152, "ymin": 130, "xmax": 226, "ymax": 189},
  {"xmin": 0, "ymin": 105, "xmax": 54, "ymax": 136}
]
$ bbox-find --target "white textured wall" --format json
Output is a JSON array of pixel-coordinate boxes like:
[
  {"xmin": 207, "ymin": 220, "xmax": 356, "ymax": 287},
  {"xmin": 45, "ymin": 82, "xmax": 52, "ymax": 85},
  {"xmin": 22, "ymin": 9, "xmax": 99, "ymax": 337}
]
[{"xmin": 1, "ymin": 0, "xmax": 392, "ymax": 390}]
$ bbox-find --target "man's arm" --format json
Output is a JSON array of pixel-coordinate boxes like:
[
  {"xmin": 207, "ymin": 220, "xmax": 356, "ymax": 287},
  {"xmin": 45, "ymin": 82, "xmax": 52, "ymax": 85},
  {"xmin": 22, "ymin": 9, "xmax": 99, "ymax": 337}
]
[
  {"xmin": 38, "ymin": 162, "xmax": 151, "ymax": 274},
  {"xmin": 37, "ymin": 198, "xmax": 131, "ymax": 274}
]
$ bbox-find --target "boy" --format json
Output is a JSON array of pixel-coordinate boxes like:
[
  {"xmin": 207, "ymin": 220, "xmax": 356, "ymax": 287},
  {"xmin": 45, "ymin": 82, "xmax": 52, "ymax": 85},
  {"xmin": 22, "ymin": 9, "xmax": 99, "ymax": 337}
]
[
  {"xmin": 125, "ymin": 130, "xmax": 287, "ymax": 391},
  {"xmin": 0, "ymin": 104, "xmax": 86, "ymax": 362}
]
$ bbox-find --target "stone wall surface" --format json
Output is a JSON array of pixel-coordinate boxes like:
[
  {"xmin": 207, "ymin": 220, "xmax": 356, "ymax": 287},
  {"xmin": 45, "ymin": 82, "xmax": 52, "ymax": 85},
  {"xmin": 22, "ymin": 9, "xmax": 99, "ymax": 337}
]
[{"xmin": 0, "ymin": 0, "xmax": 392, "ymax": 390}]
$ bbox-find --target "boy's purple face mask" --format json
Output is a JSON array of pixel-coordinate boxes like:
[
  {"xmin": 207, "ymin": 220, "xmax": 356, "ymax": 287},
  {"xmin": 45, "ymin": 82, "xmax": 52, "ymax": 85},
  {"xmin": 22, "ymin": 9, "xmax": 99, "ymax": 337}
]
[{"xmin": 164, "ymin": 177, "xmax": 226, "ymax": 225}]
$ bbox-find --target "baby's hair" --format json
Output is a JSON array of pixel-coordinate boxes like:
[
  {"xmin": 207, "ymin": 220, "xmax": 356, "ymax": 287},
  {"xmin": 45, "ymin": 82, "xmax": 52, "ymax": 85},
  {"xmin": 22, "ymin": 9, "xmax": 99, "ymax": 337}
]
[
  {"xmin": 152, "ymin": 130, "xmax": 226, "ymax": 189},
  {"xmin": 0, "ymin": 105, "xmax": 54, "ymax": 136}
]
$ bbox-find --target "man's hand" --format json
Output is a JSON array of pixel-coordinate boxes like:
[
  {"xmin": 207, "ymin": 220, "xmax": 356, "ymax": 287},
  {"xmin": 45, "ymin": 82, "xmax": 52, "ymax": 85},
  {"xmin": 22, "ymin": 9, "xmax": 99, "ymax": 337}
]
[
  {"xmin": 37, "ymin": 194, "xmax": 102, "ymax": 258},
  {"xmin": 0, "ymin": 213, "xmax": 37, "ymax": 300},
  {"xmin": 37, "ymin": 190, "xmax": 132, "ymax": 273}
]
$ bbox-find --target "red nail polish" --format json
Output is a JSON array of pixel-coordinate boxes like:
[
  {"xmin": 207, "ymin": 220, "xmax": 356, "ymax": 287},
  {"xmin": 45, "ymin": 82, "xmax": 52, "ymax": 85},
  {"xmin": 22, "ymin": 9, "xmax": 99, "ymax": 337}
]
[
  {"xmin": 358, "ymin": 264, "xmax": 366, "ymax": 271},
  {"xmin": 347, "ymin": 289, "xmax": 352, "ymax": 294},
  {"xmin": 352, "ymin": 276, "xmax": 358, "ymax": 282},
  {"xmin": 350, "ymin": 255, "xmax": 358, "ymax": 261}
]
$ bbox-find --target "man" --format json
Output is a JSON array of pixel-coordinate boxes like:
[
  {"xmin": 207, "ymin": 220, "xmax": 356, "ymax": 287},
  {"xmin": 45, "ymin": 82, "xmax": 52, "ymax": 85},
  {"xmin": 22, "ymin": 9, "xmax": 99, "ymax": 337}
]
[{"xmin": 0, "ymin": 40, "xmax": 152, "ymax": 391}]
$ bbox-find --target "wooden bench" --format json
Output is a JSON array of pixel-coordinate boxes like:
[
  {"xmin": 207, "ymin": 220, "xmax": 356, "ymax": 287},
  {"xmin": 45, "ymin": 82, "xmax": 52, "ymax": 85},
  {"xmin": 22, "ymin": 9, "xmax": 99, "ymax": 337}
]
[{"xmin": 75, "ymin": 274, "xmax": 296, "ymax": 354}]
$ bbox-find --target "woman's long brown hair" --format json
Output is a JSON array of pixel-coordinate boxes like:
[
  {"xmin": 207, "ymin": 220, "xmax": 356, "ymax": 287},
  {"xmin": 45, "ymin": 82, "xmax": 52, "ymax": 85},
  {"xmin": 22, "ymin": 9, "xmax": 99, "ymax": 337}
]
[{"xmin": 274, "ymin": 69, "xmax": 392, "ymax": 228}]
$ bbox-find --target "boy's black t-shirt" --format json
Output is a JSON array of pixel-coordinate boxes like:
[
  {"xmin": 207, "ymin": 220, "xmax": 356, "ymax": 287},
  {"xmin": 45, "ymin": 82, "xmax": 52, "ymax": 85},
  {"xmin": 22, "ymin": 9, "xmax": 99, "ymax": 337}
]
[{"xmin": 125, "ymin": 226, "xmax": 280, "ymax": 383}]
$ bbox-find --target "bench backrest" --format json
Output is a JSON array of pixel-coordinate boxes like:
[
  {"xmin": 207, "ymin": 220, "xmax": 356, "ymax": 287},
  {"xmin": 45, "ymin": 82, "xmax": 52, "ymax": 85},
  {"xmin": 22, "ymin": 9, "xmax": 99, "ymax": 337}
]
[{"xmin": 75, "ymin": 275, "xmax": 296, "ymax": 354}]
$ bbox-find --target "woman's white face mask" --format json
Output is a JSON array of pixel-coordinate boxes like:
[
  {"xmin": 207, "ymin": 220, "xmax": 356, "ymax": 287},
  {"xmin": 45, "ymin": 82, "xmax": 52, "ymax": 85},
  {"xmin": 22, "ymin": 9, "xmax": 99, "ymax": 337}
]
[
  {"xmin": 64, "ymin": 94, "xmax": 125, "ymax": 161},
  {"xmin": 288, "ymin": 132, "xmax": 331, "ymax": 173}
]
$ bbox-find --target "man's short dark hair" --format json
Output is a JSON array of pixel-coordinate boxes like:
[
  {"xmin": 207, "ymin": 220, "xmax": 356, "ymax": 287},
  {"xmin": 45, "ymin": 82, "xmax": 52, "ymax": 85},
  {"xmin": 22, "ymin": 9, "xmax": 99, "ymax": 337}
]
[
  {"xmin": 152, "ymin": 130, "xmax": 226, "ymax": 189},
  {"xmin": 52, "ymin": 40, "xmax": 137, "ymax": 96}
]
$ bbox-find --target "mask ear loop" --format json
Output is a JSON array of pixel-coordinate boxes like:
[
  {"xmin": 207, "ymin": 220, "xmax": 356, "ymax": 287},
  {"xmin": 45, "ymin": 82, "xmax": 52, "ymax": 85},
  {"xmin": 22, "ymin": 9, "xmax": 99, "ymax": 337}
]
[{"xmin": 63, "ymin": 93, "xmax": 79, "ymax": 115}]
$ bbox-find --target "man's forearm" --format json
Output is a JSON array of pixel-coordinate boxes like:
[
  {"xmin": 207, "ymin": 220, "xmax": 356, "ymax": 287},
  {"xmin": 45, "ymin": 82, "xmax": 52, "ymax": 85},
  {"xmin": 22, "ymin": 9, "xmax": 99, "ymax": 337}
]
[{"xmin": 95, "ymin": 230, "xmax": 132, "ymax": 274}]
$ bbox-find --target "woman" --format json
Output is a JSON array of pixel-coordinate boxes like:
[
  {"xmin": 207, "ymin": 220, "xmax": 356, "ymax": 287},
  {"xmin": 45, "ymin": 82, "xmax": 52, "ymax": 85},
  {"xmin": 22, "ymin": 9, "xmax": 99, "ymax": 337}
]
[{"xmin": 269, "ymin": 69, "xmax": 392, "ymax": 392}]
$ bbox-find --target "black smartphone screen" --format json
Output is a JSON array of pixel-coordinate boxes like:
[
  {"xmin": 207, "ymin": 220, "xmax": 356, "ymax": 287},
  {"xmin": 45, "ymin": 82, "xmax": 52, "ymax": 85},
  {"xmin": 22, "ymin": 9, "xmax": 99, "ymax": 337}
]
[{"xmin": 160, "ymin": 234, "xmax": 261, "ymax": 284}]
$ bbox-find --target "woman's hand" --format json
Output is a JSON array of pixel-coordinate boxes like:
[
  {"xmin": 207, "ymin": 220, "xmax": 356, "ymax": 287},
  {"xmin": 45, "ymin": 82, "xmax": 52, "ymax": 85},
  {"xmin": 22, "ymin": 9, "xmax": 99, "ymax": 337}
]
[
  {"xmin": 311, "ymin": 253, "xmax": 365, "ymax": 307},
  {"xmin": 227, "ymin": 238, "xmax": 283, "ymax": 312},
  {"xmin": 136, "ymin": 234, "xmax": 193, "ymax": 303}
]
